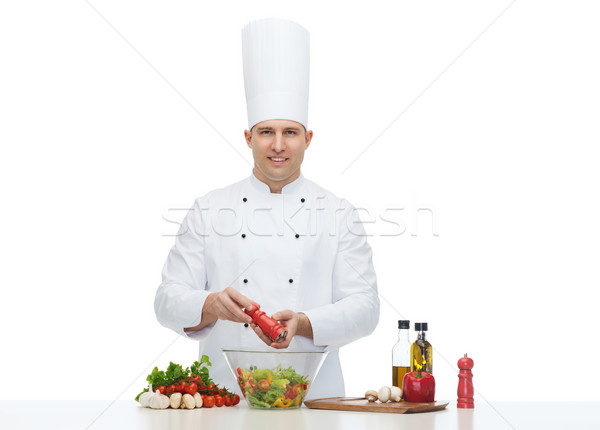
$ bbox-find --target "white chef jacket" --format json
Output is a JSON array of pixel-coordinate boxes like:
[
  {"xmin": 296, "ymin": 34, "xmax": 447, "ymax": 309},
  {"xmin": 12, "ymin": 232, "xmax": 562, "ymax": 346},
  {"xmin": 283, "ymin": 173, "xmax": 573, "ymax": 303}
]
[{"xmin": 155, "ymin": 173, "xmax": 379, "ymax": 399}]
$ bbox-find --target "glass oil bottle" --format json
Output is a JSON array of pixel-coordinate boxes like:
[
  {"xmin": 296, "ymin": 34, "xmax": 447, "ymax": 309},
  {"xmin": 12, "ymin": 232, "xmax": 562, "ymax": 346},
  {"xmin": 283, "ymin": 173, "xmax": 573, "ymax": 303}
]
[
  {"xmin": 392, "ymin": 320, "xmax": 411, "ymax": 389},
  {"xmin": 410, "ymin": 322, "xmax": 432, "ymax": 373}
]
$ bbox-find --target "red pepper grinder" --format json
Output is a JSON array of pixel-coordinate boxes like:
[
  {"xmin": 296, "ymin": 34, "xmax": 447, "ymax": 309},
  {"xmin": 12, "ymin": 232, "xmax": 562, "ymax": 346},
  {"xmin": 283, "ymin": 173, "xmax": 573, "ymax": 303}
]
[
  {"xmin": 244, "ymin": 304, "xmax": 287, "ymax": 343},
  {"xmin": 457, "ymin": 353, "xmax": 474, "ymax": 408}
]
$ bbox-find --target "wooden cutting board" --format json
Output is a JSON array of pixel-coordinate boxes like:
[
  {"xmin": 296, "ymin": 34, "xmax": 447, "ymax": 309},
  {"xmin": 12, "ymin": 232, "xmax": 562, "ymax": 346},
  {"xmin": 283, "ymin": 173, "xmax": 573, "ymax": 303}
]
[{"xmin": 304, "ymin": 397, "xmax": 449, "ymax": 414}]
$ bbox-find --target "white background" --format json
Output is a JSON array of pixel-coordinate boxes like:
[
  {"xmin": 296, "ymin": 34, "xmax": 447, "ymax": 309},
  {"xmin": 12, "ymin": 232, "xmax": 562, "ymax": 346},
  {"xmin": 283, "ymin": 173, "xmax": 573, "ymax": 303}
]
[{"xmin": 1, "ymin": 0, "xmax": 599, "ymax": 403}]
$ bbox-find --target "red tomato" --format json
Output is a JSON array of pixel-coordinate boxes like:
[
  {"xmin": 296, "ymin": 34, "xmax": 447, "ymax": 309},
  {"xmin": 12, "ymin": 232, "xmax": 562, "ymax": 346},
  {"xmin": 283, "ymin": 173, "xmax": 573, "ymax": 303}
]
[
  {"xmin": 166, "ymin": 385, "xmax": 176, "ymax": 394},
  {"xmin": 156, "ymin": 386, "xmax": 167, "ymax": 395},
  {"xmin": 185, "ymin": 382, "xmax": 198, "ymax": 395},
  {"xmin": 292, "ymin": 383, "xmax": 303, "ymax": 397},
  {"xmin": 190, "ymin": 374, "xmax": 202, "ymax": 382},
  {"xmin": 257, "ymin": 379, "xmax": 270, "ymax": 392},
  {"xmin": 284, "ymin": 386, "xmax": 295, "ymax": 400},
  {"xmin": 203, "ymin": 396, "xmax": 215, "ymax": 408},
  {"xmin": 232, "ymin": 394, "xmax": 240, "ymax": 405},
  {"xmin": 214, "ymin": 395, "xmax": 224, "ymax": 407},
  {"xmin": 224, "ymin": 396, "xmax": 233, "ymax": 407},
  {"xmin": 176, "ymin": 381, "xmax": 186, "ymax": 393}
]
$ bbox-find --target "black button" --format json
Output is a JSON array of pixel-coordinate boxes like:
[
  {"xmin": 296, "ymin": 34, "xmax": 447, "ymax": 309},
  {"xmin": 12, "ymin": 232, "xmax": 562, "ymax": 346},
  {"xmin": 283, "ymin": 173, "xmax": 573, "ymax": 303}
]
[
  {"xmin": 241, "ymin": 233, "xmax": 246, "ymax": 238},
  {"xmin": 301, "ymin": 198, "xmax": 305, "ymax": 203},
  {"xmin": 244, "ymin": 323, "xmax": 249, "ymax": 328},
  {"xmin": 243, "ymin": 197, "xmax": 247, "ymax": 202},
  {"xmin": 289, "ymin": 279, "xmax": 294, "ymax": 283},
  {"xmin": 295, "ymin": 234, "xmax": 300, "ymax": 239},
  {"xmin": 243, "ymin": 279, "xmax": 248, "ymax": 283}
]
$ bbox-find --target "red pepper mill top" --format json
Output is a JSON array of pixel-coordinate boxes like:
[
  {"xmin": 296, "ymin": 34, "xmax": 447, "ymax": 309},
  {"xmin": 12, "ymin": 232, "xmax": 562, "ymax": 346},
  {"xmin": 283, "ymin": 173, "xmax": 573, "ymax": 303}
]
[
  {"xmin": 244, "ymin": 304, "xmax": 287, "ymax": 343},
  {"xmin": 457, "ymin": 353, "xmax": 474, "ymax": 409}
]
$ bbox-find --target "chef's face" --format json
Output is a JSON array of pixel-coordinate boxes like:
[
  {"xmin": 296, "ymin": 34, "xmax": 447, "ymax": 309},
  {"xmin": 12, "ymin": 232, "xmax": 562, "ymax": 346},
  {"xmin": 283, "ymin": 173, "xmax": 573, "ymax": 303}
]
[{"xmin": 245, "ymin": 119, "xmax": 313, "ymax": 193}]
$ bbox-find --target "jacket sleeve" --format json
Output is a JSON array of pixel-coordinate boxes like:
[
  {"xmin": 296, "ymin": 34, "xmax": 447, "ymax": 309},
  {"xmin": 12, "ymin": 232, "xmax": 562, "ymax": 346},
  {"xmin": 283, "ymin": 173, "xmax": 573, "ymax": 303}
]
[
  {"xmin": 154, "ymin": 198, "xmax": 214, "ymax": 337},
  {"xmin": 302, "ymin": 201, "xmax": 380, "ymax": 348}
]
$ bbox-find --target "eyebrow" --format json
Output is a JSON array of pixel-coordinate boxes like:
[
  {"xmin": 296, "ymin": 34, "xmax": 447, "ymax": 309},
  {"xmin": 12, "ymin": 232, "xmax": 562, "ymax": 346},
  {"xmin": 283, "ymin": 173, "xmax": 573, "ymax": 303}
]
[{"xmin": 255, "ymin": 126, "xmax": 302, "ymax": 132}]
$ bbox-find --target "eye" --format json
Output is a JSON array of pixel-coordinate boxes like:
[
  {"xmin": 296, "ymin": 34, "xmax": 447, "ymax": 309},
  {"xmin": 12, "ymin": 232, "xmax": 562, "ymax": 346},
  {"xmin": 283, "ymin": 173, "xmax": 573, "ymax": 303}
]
[
  {"xmin": 261, "ymin": 130, "xmax": 271, "ymax": 135},
  {"xmin": 286, "ymin": 130, "xmax": 296, "ymax": 135}
]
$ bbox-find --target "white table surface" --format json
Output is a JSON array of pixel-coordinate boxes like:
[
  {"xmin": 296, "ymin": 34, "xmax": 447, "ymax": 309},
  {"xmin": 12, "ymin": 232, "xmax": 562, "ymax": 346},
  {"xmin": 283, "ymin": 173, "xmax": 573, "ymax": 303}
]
[{"xmin": 1, "ymin": 400, "xmax": 599, "ymax": 430}]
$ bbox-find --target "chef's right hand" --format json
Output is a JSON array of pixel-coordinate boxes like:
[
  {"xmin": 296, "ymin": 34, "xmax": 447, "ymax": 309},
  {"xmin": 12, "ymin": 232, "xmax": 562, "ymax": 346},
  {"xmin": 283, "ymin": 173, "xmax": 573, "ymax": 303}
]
[{"xmin": 207, "ymin": 287, "xmax": 256, "ymax": 325}]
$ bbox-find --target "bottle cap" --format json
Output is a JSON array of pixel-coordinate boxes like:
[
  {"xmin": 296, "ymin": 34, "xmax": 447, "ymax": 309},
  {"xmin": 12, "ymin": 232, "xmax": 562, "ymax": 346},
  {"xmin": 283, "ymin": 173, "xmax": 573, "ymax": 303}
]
[
  {"xmin": 415, "ymin": 322, "xmax": 428, "ymax": 331},
  {"xmin": 398, "ymin": 320, "xmax": 410, "ymax": 329}
]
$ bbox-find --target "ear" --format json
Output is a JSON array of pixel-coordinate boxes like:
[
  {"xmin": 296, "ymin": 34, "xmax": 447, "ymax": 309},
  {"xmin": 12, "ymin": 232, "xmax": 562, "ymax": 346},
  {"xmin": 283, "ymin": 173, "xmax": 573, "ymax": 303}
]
[
  {"xmin": 244, "ymin": 129, "xmax": 252, "ymax": 148},
  {"xmin": 304, "ymin": 130, "xmax": 313, "ymax": 150}
]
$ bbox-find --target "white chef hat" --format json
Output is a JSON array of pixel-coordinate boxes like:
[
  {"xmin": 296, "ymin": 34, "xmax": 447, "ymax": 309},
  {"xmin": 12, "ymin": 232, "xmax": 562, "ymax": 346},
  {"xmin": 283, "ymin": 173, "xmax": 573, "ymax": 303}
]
[{"xmin": 242, "ymin": 18, "xmax": 310, "ymax": 130}]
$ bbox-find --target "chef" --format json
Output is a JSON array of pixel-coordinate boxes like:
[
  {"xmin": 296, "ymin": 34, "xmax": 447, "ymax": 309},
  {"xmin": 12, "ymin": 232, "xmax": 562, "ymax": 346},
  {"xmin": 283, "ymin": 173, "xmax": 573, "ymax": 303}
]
[{"xmin": 154, "ymin": 18, "xmax": 380, "ymax": 399}]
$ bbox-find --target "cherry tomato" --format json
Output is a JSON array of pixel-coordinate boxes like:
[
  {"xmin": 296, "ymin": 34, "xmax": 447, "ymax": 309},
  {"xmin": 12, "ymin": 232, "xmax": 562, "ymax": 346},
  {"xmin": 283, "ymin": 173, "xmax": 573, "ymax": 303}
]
[
  {"xmin": 214, "ymin": 395, "xmax": 224, "ymax": 407},
  {"xmin": 257, "ymin": 379, "xmax": 270, "ymax": 392},
  {"xmin": 206, "ymin": 383, "xmax": 215, "ymax": 394},
  {"xmin": 175, "ymin": 381, "xmax": 186, "ymax": 393},
  {"xmin": 166, "ymin": 384, "xmax": 176, "ymax": 394},
  {"xmin": 284, "ymin": 385, "xmax": 295, "ymax": 400},
  {"xmin": 203, "ymin": 396, "xmax": 215, "ymax": 408},
  {"xmin": 232, "ymin": 394, "xmax": 240, "ymax": 405},
  {"xmin": 184, "ymin": 382, "xmax": 198, "ymax": 395},
  {"xmin": 292, "ymin": 383, "xmax": 303, "ymax": 397},
  {"xmin": 190, "ymin": 374, "xmax": 202, "ymax": 382},
  {"xmin": 156, "ymin": 386, "xmax": 167, "ymax": 395},
  {"xmin": 224, "ymin": 396, "xmax": 233, "ymax": 407}
]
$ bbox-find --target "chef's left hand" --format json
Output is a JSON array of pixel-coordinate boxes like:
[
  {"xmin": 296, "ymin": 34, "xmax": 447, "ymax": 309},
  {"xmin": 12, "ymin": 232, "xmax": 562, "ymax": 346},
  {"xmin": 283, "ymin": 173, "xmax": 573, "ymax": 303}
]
[{"xmin": 251, "ymin": 310, "xmax": 311, "ymax": 349}]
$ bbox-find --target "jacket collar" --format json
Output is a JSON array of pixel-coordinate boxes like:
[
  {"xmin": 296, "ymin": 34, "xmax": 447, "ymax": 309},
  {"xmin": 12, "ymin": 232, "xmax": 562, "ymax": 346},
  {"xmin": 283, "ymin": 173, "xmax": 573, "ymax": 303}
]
[{"xmin": 249, "ymin": 171, "xmax": 305, "ymax": 195}]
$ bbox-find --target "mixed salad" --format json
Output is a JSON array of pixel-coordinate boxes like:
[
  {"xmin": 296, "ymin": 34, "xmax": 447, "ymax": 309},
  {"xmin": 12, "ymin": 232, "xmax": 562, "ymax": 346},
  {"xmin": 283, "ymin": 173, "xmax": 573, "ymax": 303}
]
[{"xmin": 236, "ymin": 365, "xmax": 310, "ymax": 408}]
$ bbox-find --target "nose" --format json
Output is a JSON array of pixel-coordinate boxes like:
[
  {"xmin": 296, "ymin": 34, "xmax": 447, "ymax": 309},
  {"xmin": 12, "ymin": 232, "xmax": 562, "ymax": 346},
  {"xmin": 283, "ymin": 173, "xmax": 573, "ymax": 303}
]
[{"xmin": 272, "ymin": 132, "xmax": 285, "ymax": 153}]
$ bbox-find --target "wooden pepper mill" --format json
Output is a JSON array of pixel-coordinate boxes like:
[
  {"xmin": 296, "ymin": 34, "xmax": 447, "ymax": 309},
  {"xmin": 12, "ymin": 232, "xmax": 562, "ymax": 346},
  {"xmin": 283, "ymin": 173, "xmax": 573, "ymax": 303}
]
[
  {"xmin": 457, "ymin": 353, "xmax": 474, "ymax": 408},
  {"xmin": 244, "ymin": 304, "xmax": 287, "ymax": 343}
]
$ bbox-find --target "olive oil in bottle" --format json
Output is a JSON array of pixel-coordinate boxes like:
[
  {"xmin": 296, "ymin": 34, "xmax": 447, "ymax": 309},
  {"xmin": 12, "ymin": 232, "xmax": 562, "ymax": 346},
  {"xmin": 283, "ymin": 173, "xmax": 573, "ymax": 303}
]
[
  {"xmin": 392, "ymin": 320, "xmax": 411, "ymax": 389},
  {"xmin": 411, "ymin": 322, "xmax": 432, "ymax": 373}
]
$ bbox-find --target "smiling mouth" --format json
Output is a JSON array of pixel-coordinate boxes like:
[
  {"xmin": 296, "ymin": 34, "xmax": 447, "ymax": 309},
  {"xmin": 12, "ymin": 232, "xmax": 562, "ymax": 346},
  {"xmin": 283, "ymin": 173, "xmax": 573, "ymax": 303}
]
[{"xmin": 268, "ymin": 157, "xmax": 287, "ymax": 162}]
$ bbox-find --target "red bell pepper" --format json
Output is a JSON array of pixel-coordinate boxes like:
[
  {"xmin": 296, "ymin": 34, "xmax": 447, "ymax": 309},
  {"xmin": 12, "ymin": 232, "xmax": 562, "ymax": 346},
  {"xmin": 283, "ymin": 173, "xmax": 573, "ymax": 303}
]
[{"xmin": 402, "ymin": 369, "xmax": 435, "ymax": 402}]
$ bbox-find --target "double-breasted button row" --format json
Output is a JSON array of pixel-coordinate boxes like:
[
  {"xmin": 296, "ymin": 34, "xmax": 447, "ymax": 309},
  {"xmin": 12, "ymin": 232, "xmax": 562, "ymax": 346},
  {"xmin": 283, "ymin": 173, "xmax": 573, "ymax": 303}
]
[
  {"xmin": 242, "ymin": 197, "xmax": 247, "ymax": 238},
  {"xmin": 242, "ymin": 233, "xmax": 299, "ymax": 239},
  {"xmin": 243, "ymin": 196, "xmax": 305, "ymax": 203},
  {"xmin": 240, "ymin": 196, "xmax": 305, "ymax": 238},
  {"xmin": 240, "ymin": 193, "xmax": 299, "ymax": 302},
  {"xmin": 243, "ymin": 278, "xmax": 294, "ymax": 285}
]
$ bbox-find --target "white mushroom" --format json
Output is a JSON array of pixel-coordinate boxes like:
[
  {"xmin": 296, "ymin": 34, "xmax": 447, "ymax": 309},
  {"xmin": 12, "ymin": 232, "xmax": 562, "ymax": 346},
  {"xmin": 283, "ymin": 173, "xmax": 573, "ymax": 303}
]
[
  {"xmin": 170, "ymin": 392, "xmax": 182, "ymax": 409},
  {"xmin": 182, "ymin": 394, "xmax": 196, "ymax": 410},
  {"xmin": 365, "ymin": 390, "xmax": 378, "ymax": 402},
  {"xmin": 193, "ymin": 392, "xmax": 203, "ymax": 408},
  {"xmin": 378, "ymin": 386, "xmax": 391, "ymax": 403},
  {"xmin": 390, "ymin": 386, "xmax": 402, "ymax": 402}
]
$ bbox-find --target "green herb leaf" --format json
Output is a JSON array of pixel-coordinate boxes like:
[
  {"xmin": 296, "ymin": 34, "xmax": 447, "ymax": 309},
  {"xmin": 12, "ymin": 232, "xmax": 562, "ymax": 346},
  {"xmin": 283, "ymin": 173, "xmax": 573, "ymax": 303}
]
[
  {"xmin": 137, "ymin": 357, "xmax": 219, "ymax": 401},
  {"xmin": 165, "ymin": 362, "xmax": 188, "ymax": 382}
]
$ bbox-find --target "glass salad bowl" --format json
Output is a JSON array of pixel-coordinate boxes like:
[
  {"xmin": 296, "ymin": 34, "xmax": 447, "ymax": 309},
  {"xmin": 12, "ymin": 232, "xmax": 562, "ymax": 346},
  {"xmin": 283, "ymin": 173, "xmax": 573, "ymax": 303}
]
[{"xmin": 222, "ymin": 349, "xmax": 327, "ymax": 409}]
